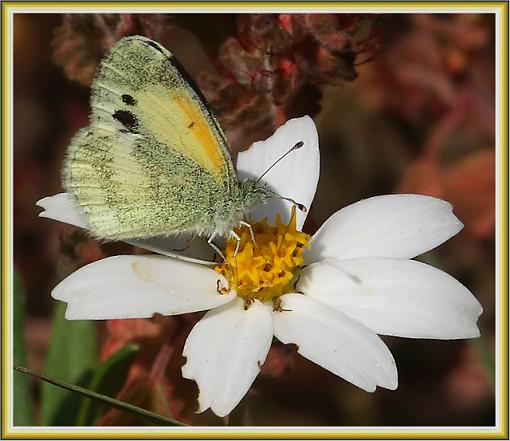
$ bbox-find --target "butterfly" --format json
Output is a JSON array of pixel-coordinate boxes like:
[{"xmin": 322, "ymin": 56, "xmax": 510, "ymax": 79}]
[{"xmin": 63, "ymin": 35, "xmax": 285, "ymax": 249}]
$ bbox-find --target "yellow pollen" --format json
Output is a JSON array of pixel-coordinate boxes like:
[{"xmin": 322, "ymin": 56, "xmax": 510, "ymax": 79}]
[{"xmin": 215, "ymin": 207, "xmax": 311, "ymax": 303}]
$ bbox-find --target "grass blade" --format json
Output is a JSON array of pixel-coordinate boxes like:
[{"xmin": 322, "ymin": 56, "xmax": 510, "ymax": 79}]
[
  {"xmin": 76, "ymin": 344, "xmax": 140, "ymax": 425},
  {"xmin": 14, "ymin": 365, "xmax": 184, "ymax": 427}
]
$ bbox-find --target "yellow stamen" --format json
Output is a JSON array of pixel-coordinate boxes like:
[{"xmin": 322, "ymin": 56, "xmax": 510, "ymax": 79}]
[{"xmin": 215, "ymin": 207, "xmax": 311, "ymax": 303}]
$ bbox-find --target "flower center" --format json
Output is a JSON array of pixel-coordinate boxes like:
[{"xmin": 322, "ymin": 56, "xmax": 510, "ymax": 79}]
[{"xmin": 215, "ymin": 207, "xmax": 311, "ymax": 303}]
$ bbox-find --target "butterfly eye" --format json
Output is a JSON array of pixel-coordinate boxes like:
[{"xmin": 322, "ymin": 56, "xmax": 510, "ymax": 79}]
[{"xmin": 244, "ymin": 192, "xmax": 261, "ymax": 208}]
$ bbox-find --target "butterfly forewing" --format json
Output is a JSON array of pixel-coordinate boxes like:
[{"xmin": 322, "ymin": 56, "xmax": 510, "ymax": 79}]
[{"xmin": 63, "ymin": 36, "xmax": 240, "ymax": 240}]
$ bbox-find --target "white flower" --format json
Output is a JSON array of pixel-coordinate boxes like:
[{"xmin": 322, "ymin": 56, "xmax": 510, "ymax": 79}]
[{"xmin": 37, "ymin": 116, "xmax": 483, "ymax": 418}]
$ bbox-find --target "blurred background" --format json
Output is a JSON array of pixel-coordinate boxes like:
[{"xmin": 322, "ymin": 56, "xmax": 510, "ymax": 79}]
[{"xmin": 13, "ymin": 13, "xmax": 495, "ymax": 426}]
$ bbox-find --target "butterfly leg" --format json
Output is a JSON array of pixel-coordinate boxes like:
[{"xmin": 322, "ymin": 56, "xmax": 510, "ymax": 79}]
[
  {"xmin": 207, "ymin": 233, "xmax": 226, "ymax": 262},
  {"xmin": 229, "ymin": 230, "xmax": 241, "ymax": 256},
  {"xmin": 209, "ymin": 232, "xmax": 238, "ymax": 284},
  {"xmin": 239, "ymin": 221, "xmax": 270, "ymax": 264},
  {"xmin": 239, "ymin": 220, "xmax": 259, "ymax": 248}
]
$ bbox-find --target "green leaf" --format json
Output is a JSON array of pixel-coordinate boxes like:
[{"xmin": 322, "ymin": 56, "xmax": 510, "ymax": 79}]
[
  {"xmin": 13, "ymin": 272, "xmax": 33, "ymax": 425},
  {"xmin": 76, "ymin": 344, "xmax": 140, "ymax": 425},
  {"xmin": 41, "ymin": 302, "xmax": 97, "ymax": 425},
  {"xmin": 14, "ymin": 365, "xmax": 183, "ymax": 426}
]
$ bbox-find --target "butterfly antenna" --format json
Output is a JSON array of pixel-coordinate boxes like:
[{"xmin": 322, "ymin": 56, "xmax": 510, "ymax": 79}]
[
  {"xmin": 266, "ymin": 189, "xmax": 308, "ymax": 213},
  {"xmin": 256, "ymin": 141, "xmax": 304, "ymax": 183}
]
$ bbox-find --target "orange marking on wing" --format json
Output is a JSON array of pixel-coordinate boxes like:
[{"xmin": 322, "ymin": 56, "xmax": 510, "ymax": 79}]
[{"xmin": 175, "ymin": 96, "xmax": 224, "ymax": 176}]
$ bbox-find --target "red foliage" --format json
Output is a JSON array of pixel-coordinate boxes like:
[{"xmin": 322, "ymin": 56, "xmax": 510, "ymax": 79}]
[
  {"xmin": 199, "ymin": 14, "xmax": 375, "ymax": 150},
  {"xmin": 99, "ymin": 316, "xmax": 187, "ymax": 424}
]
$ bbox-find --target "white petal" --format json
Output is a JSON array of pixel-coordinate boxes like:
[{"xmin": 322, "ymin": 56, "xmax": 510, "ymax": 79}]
[
  {"xmin": 237, "ymin": 116, "xmax": 320, "ymax": 229},
  {"xmin": 299, "ymin": 258, "xmax": 483, "ymax": 339},
  {"xmin": 126, "ymin": 236, "xmax": 217, "ymax": 266},
  {"xmin": 52, "ymin": 255, "xmax": 235, "ymax": 319},
  {"xmin": 36, "ymin": 193, "xmax": 87, "ymax": 229},
  {"xmin": 181, "ymin": 298, "xmax": 273, "ymax": 417},
  {"xmin": 273, "ymin": 294, "xmax": 397, "ymax": 392},
  {"xmin": 307, "ymin": 194, "xmax": 463, "ymax": 262}
]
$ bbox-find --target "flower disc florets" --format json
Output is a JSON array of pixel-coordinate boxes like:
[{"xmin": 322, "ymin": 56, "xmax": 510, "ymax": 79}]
[{"xmin": 215, "ymin": 208, "xmax": 311, "ymax": 303}]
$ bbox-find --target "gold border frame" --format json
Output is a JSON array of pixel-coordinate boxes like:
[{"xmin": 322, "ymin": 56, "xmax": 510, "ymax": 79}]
[{"xmin": 2, "ymin": 1, "xmax": 508, "ymax": 439}]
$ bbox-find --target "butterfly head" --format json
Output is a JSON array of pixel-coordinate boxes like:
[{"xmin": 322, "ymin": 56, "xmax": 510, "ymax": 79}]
[
  {"xmin": 239, "ymin": 179, "xmax": 273, "ymax": 209},
  {"xmin": 238, "ymin": 178, "xmax": 308, "ymax": 216}
]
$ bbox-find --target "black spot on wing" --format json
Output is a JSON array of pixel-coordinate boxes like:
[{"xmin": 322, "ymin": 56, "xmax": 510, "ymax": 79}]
[
  {"xmin": 144, "ymin": 40, "xmax": 165, "ymax": 55},
  {"xmin": 113, "ymin": 110, "xmax": 139, "ymax": 133},
  {"xmin": 122, "ymin": 94, "xmax": 137, "ymax": 106}
]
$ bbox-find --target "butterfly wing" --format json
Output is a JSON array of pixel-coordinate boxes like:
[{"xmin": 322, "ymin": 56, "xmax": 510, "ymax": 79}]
[{"xmin": 63, "ymin": 36, "xmax": 240, "ymax": 240}]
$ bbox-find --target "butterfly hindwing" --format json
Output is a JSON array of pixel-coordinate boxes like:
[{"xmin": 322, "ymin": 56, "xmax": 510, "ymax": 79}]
[
  {"xmin": 65, "ymin": 127, "xmax": 227, "ymax": 239},
  {"xmin": 63, "ymin": 36, "xmax": 240, "ymax": 239}
]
